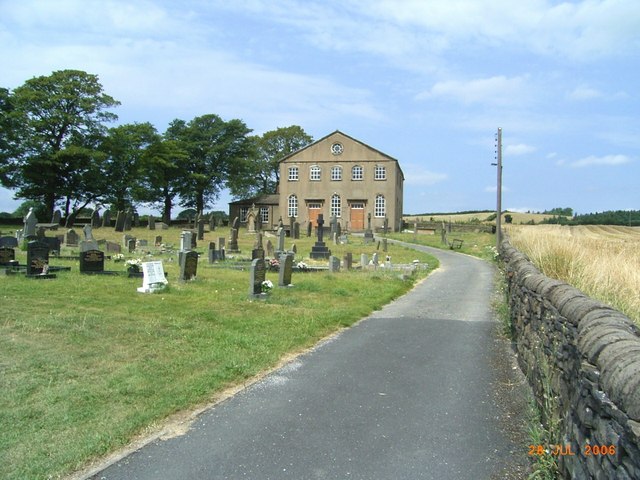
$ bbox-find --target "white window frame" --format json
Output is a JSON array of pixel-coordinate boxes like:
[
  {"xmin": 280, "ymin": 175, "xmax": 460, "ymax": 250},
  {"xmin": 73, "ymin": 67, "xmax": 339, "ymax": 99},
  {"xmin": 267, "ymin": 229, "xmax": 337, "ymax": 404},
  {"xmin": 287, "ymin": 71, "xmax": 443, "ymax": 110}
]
[
  {"xmin": 260, "ymin": 207, "xmax": 269, "ymax": 224},
  {"xmin": 374, "ymin": 165, "xmax": 386, "ymax": 180},
  {"xmin": 240, "ymin": 206, "xmax": 249, "ymax": 222},
  {"xmin": 288, "ymin": 195, "xmax": 298, "ymax": 218},
  {"xmin": 330, "ymin": 194, "xmax": 341, "ymax": 218},
  {"xmin": 331, "ymin": 166, "xmax": 342, "ymax": 181},
  {"xmin": 352, "ymin": 165, "xmax": 363, "ymax": 181},
  {"xmin": 288, "ymin": 166, "xmax": 299, "ymax": 181},
  {"xmin": 310, "ymin": 165, "xmax": 321, "ymax": 181},
  {"xmin": 374, "ymin": 194, "xmax": 386, "ymax": 217}
]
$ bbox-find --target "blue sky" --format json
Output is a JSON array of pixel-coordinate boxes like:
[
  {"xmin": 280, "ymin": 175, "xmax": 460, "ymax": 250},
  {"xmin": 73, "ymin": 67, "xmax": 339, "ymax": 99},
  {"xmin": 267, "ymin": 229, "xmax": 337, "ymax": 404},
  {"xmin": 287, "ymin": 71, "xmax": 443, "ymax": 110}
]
[{"xmin": 1, "ymin": 0, "xmax": 638, "ymax": 216}]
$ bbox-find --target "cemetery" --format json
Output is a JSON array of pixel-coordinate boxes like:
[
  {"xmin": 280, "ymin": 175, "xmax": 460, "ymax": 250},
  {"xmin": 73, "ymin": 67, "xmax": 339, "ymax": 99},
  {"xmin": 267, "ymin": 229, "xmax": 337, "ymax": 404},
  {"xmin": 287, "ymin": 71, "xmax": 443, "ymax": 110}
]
[{"xmin": 1, "ymin": 216, "xmax": 437, "ymax": 480}]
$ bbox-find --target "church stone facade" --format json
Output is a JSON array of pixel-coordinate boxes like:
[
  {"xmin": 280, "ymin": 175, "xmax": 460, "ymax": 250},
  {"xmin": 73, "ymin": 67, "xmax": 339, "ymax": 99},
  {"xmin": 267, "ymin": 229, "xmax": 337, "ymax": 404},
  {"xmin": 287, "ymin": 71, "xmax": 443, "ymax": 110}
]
[{"xmin": 229, "ymin": 130, "xmax": 404, "ymax": 232}]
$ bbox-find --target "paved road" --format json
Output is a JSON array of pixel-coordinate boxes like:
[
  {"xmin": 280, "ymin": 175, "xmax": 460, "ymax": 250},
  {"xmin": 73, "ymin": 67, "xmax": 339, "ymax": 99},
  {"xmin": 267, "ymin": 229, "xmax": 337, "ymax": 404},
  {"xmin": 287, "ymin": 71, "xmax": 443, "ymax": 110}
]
[{"xmin": 90, "ymin": 244, "xmax": 529, "ymax": 480}]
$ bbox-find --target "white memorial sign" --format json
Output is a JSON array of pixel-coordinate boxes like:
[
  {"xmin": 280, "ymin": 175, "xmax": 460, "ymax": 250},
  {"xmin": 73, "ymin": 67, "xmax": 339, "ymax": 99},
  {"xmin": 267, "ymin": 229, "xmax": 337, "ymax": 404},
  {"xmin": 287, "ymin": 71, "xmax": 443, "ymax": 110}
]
[{"xmin": 137, "ymin": 261, "xmax": 168, "ymax": 293}]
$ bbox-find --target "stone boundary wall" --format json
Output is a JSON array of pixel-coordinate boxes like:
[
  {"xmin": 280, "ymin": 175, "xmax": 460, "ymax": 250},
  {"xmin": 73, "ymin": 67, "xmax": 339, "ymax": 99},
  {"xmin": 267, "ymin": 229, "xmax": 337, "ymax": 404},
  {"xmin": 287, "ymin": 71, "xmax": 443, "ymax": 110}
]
[{"xmin": 499, "ymin": 238, "xmax": 640, "ymax": 479}]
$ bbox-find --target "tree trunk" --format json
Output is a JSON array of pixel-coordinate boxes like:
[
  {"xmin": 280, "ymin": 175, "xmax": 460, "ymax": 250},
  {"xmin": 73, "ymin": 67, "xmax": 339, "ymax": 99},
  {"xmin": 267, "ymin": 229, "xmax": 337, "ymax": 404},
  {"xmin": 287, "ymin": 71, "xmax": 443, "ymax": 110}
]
[{"xmin": 162, "ymin": 188, "xmax": 172, "ymax": 224}]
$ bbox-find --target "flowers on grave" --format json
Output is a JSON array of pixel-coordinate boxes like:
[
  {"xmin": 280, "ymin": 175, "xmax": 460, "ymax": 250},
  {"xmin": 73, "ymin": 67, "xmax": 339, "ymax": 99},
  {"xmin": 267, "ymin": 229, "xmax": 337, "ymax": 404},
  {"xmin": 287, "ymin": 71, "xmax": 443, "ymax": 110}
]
[
  {"xmin": 113, "ymin": 253, "xmax": 124, "ymax": 262},
  {"xmin": 261, "ymin": 279, "xmax": 273, "ymax": 293},
  {"xmin": 296, "ymin": 261, "xmax": 309, "ymax": 271},
  {"xmin": 269, "ymin": 258, "xmax": 280, "ymax": 271},
  {"xmin": 125, "ymin": 258, "xmax": 143, "ymax": 273}
]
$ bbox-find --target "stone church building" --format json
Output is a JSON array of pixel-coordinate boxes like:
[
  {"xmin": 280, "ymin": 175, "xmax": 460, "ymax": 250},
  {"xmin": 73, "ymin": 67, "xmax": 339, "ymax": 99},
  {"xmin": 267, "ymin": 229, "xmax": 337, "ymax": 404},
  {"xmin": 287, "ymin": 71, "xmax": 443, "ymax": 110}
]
[{"xmin": 229, "ymin": 130, "xmax": 404, "ymax": 232}]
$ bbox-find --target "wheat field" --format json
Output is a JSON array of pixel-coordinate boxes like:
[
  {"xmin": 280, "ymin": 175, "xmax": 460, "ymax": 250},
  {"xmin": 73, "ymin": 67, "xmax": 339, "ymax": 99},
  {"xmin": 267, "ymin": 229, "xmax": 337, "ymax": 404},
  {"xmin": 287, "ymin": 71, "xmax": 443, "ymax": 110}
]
[{"xmin": 505, "ymin": 225, "xmax": 640, "ymax": 325}]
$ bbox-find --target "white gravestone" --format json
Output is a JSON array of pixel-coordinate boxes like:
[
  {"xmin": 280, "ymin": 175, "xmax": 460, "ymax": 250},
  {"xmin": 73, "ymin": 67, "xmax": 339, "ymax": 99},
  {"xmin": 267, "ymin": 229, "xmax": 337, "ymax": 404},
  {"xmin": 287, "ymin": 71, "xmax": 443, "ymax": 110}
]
[{"xmin": 137, "ymin": 261, "xmax": 168, "ymax": 293}]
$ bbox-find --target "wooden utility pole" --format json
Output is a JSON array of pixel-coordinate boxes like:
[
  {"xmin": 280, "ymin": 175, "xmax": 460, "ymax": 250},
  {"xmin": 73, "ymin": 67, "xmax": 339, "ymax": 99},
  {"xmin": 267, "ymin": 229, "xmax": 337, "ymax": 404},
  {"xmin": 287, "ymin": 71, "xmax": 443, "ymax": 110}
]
[{"xmin": 494, "ymin": 127, "xmax": 503, "ymax": 249}]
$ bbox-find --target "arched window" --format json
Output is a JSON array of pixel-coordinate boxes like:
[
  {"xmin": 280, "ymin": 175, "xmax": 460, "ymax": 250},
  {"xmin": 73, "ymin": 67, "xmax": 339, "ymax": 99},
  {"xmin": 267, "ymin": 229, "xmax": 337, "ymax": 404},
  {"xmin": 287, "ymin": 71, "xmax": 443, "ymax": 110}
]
[
  {"xmin": 331, "ymin": 166, "xmax": 342, "ymax": 181},
  {"xmin": 330, "ymin": 194, "xmax": 341, "ymax": 218},
  {"xmin": 352, "ymin": 165, "xmax": 363, "ymax": 180},
  {"xmin": 310, "ymin": 165, "xmax": 321, "ymax": 181},
  {"xmin": 288, "ymin": 195, "xmax": 298, "ymax": 218},
  {"xmin": 374, "ymin": 194, "xmax": 386, "ymax": 217}
]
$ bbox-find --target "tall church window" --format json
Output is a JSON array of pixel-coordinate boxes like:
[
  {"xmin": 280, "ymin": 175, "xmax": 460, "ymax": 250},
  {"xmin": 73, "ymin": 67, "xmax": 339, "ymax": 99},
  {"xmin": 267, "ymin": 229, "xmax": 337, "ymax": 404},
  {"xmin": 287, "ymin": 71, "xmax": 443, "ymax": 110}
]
[
  {"xmin": 288, "ymin": 195, "xmax": 298, "ymax": 217},
  {"xmin": 374, "ymin": 194, "xmax": 386, "ymax": 217},
  {"xmin": 330, "ymin": 194, "xmax": 341, "ymax": 218}
]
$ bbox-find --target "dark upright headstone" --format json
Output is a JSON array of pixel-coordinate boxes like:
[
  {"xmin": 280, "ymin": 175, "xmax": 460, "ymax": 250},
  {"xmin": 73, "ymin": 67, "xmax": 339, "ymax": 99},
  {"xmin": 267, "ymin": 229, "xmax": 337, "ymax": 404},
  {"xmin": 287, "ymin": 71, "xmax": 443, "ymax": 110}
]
[
  {"xmin": 80, "ymin": 249, "xmax": 105, "ymax": 274},
  {"xmin": 91, "ymin": 209, "xmax": 100, "ymax": 227},
  {"xmin": 278, "ymin": 253, "xmax": 294, "ymax": 287},
  {"xmin": 343, "ymin": 252, "xmax": 353, "ymax": 270},
  {"xmin": 123, "ymin": 212, "xmax": 133, "ymax": 231},
  {"xmin": 133, "ymin": 212, "xmax": 140, "ymax": 227},
  {"xmin": 148, "ymin": 216, "xmax": 156, "ymax": 230},
  {"xmin": 0, "ymin": 247, "xmax": 15, "ymax": 265},
  {"xmin": 248, "ymin": 258, "xmax": 266, "ymax": 297},
  {"xmin": 42, "ymin": 236, "xmax": 61, "ymax": 256},
  {"xmin": 64, "ymin": 229, "xmax": 79, "ymax": 246},
  {"xmin": 52, "ymin": 210, "xmax": 62, "ymax": 225},
  {"xmin": 26, "ymin": 240, "xmax": 50, "ymax": 275},
  {"xmin": 0, "ymin": 236, "xmax": 18, "ymax": 248},
  {"xmin": 114, "ymin": 211, "xmax": 125, "ymax": 232},
  {"xmin": 197, "ymin": 219, "xmax": 205, "ymax": 240},
  {"xmin": 102, "ymin": 209, "xmax": 111, "ymax": 228},
  {"xmin": 209, "ymin": 214, "xmax": 216, "ymax": 231},
  {"xmin": 307, "ymin": 221, "xmax": 312, "ymax": 237},
  {"xmin": 180, "ymin": 250, "xmax": 198, "ymax": 281},
  {"xmin": 293, "ymin": 222, "xmax": 300, "ymax": 239},
  {"xmin": 364, "ymin": 212, "xmax": 374, "ymax": 244}
]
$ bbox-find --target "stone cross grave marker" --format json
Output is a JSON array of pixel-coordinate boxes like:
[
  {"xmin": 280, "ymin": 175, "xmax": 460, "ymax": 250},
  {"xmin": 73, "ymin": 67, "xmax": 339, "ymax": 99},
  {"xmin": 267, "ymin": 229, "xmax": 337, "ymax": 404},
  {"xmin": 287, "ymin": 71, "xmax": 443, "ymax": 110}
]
[
  {"xmin": 180, "ymin": 251, "xmax": 198, "ymax": 281},
  {"xmin": 137, "ymin": 261, "xmax": 168, "ymax": 293},
  {"xmin": 83, "ymin": 224, "xmax": 94, "ymax": 241},
  {"xmin": 309, "ymin": 214, "xmax": 331, "ymax": 259},
  {"xmin": 278, "ymin": 253, "xmax": 294, "ymax": 287},
  {"xmin": 24, "ymin": 208, "xmax": 38, "ymax": 238},
  {"xmin": 249, "ymin": 258, "xmax": 266, "ymax": 298}
]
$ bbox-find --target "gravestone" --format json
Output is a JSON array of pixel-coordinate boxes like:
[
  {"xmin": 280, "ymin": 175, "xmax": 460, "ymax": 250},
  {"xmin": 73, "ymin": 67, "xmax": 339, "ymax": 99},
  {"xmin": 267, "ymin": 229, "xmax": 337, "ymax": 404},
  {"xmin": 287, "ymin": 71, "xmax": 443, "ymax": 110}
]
[
  {"xmin": 218, "ymin": 237, "xmax": 226, "ymax": 251},
  {"xmin": 80, "ymin": 240, "xmax": 99, "ymax": 253},
  {"xmin": 278, "ymin": 253, "xmax": 294, "ymax": 287},
  {"xmin": 0, "ymin": 236, "xmax": 18, "ymax": 248},
  {"xmin": 383, "ymin": 217, "xmax": 389, "ymax": 235},
  {"xmin": 114, "ymin": 211, "xmax": 125, "ymax": 232},
  {"xmin": 209, "ymin": 214, "xmax": 216, "ymax": 231},
  {"xmin": 197, "ymin": 219, "xmax": 205, "ymax": 240},
  {"xmin": 180, "ymin": 251, "xmax": 198, "ymax": 281},
  {"xmin": 361, "ymin": 253, "xmax": 368, "ymax": 268},
  {"xmin": 91, "ymin": 209, "xmax": 100, "ymax": 227},
  {"xmin": 330, "ymin": 216, "xmax": 338, "ymax": 237},
  {"xmin": 123, "ymin": 211, "xmax": 132, "ymax": 231},
  {"xmin": 248, "ymin": 258, "xmax": 266, "ymax": 298},
  {"xmin": 42, "ymin": 236, "xmax": 61, "ymax": 256},
  {"xmin": 252, "ymin": 232, "xmax": 264, "ymax": 260},
  {"xmin": 137, "ymin": 261, "xmax": 168, "ymax": 293},
  {"xmin": 83, "ymin": 224, "xmax": 94, "ymax": 241},
  {"xmin": 79, "ymin": 249, "xmax": 105, "ymax": 274},
  {"xmin": 52, "ymin": 210, "xmax": 62, "ymax": 225},
  {"xmin": 337, "ymin": 222, "xmax": 342, "ymax": 236},
  {"xmin": 329, "ymin": 256, "xmax": 341, "ymax": 272},
  {"xmin": 266, "ymin": 239, "xmax": 274, "ymax": 257},
  {"xmin": 339, "ymin": 234, "xmax": 349, "ymax": 244},
  {"xmin": 383, "ymin": 238, "xmax": 388, "ymax": 252},
  {"xmin": 208, "ymin": 242, "xmax": 217, "ymax": 264},
  {"xmin": 364, "ymin": 212, "xmax": 374, "ymax": 244},
  {"xmin": 276, "ymin": 227, "xmax": 286, "ymax": 253},
  {"xmin": 102, "ymin": 210, "xmax": 111, "ymax": 228},
  {"xmin": 307, "ymin": 221, "xmax": 312, "ymax": 237},
  {"xmin": 36, "ymin": 227, "xmax": 46, "ymax": 239},
  {"xmin": 158, "ymin": 222, "xmax": 169, "ymax": 230},
  {"xmin": 24, "ymin": 208, "xmax": 38, "ymax": 238},
  {"xmin": 106, "ymin": 241, "xmax": 121, "ymax": 253},
  {"xmin": 128, "ymin": 238, "xmax": 136, "ymax": 253},
  {"xmin": 228, "ymin": 217, "xmax": 240, "ymax": 252},
  {"xmin": 64, "ymin": 229, "xmax": 79, "ymax": 247},
  {"xmin": 123, "ymin": 234, "xmax": 134, "ymax": 248},
  {"xmin": 0, "ymin": 246, "xmax": 15, "ymax": 265},
  {"xmin": 372, "ymin": 252, "xmax": 379, "ymax": 267},
  {"xmin": 343, "ymin": 252, "xmax": 353, "ymax": 270},
  {"xmin": 148, "ymin": 216, "xmax": 156, "ymax": 230},
  {"xmin": 180, "ymin": 231, "xmax": 192, "ymax": 252},
  {"xmin": 291, "ymin": 243, "xmax": 297, "ymax": 254},
  {"xmin": 293, "ymin": 222, "xmax": 300, "ymax": 239},
  {"xmin": 133, "ymin": 212, "xmax": 140, "ymax": 227},
  {"xmin": 309, "ymin": 214, "xmax": 331, "ymax": 259},
  {"xmin": 26, "ymin": 240, "xmax": 51, "ymax": 276},
  {"xmin": 247, "ymin": 209, "xmax": 257, "ymax": 233},
  {"xmin": 155, "ymin": 236, "xmax": 162, "ymax": 246},
  {"xmin": 137, "ymin": 239, "xmax": 148, "ymax": 248}
]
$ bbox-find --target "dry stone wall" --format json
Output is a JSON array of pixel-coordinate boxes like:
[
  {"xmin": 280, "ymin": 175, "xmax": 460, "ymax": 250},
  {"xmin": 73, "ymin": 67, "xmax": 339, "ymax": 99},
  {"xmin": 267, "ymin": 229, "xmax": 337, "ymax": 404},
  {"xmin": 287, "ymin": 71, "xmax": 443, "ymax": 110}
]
[{"xmin": 500, "ymin": 238, "xmax": 640, "ymax": 479}]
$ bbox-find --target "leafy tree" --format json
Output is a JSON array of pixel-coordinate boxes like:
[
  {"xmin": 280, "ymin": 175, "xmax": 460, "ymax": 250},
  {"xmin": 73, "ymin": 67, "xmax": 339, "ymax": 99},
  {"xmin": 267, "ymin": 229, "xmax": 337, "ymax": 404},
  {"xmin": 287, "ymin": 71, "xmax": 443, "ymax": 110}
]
[
  {"xmin": 3, "ymin": 70, "xmax": 119, "ymax": 217},
  {"xmin": 0, "ymin": 87, "xmax": 20, "ymax": 186},
  {"xmin": 13, "ymin": 200, "xmax": 48, "ymax": 221},
  {"xmin": 134, "ymin": 139, "xmax": 187, "ymax": 223},
  {"xmin": 229, "ymin": 125, "xmax": 312, "ymax": 199},
  {"xmin": 167, "ymin": 115, "xmax": 254, "ymax": 214},
  {"xmin": 504, "ymin": 214, "xmax": 513, "ymax": 224},
  {"xmin": 101, "ymin": 122, "xmax": 161, "ymax": 212}
]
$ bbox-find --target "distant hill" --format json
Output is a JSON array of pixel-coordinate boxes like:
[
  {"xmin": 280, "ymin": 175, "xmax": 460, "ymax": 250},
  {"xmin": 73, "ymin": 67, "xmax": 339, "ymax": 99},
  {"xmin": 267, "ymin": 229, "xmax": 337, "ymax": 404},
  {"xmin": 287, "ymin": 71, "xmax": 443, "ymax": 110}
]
[{"xmin": 404, "ymin": 211, "xmax": 553, "ymax": 224}]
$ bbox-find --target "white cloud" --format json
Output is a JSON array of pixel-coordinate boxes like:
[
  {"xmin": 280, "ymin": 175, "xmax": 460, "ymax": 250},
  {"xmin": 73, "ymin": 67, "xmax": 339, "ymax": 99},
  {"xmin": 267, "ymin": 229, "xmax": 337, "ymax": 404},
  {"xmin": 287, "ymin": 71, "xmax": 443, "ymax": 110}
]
[
  {"xmin": 505, "ymin": 143, "xmax": 536, "ymax": 156},
  {"xmin": 567, "ymin": 85, "xmax": 603, "ymax": 101},
  {"xmin": 403, "ymin": 166, "xmax": 448, "ymax": 186},
  {"xmin": 569, "ymin": 154, "xmax": 632, "ymax": 168},
  {"xmin": 416, "ymin": 75, "xmax": 528, "ymax": 105}
]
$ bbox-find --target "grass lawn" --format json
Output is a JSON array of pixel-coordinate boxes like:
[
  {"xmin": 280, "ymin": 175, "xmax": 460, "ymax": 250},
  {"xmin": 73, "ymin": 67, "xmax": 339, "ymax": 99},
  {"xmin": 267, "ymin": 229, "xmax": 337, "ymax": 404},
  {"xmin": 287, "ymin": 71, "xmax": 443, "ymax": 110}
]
[
  {"xmin": 1, "ymin": 225, "xmax": 438, "ymax": 479},
  {"xmin": 388, "ymin": 229, "xmax": 499, "ymax": 262}
]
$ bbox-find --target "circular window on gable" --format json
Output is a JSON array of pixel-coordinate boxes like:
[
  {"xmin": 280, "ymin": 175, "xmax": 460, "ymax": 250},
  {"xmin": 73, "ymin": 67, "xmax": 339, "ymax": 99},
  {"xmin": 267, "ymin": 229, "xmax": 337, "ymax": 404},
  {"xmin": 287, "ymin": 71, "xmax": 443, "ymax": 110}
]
[{"xmin": 331, "ymin": 142, "xmax": 343, "ymax": 155}]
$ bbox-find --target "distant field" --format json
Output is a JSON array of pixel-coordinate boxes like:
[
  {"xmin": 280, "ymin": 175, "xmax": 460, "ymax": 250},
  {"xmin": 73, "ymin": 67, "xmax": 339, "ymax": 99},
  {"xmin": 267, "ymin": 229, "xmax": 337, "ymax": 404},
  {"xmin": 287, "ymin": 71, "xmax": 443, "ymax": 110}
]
[
  {"xmin": 505, "ymin": 224, "xmax": 640, "ymax": 326},
  {"xmin": 404, "ymin": 211, "xmax": 553, "ymax": 224}
]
